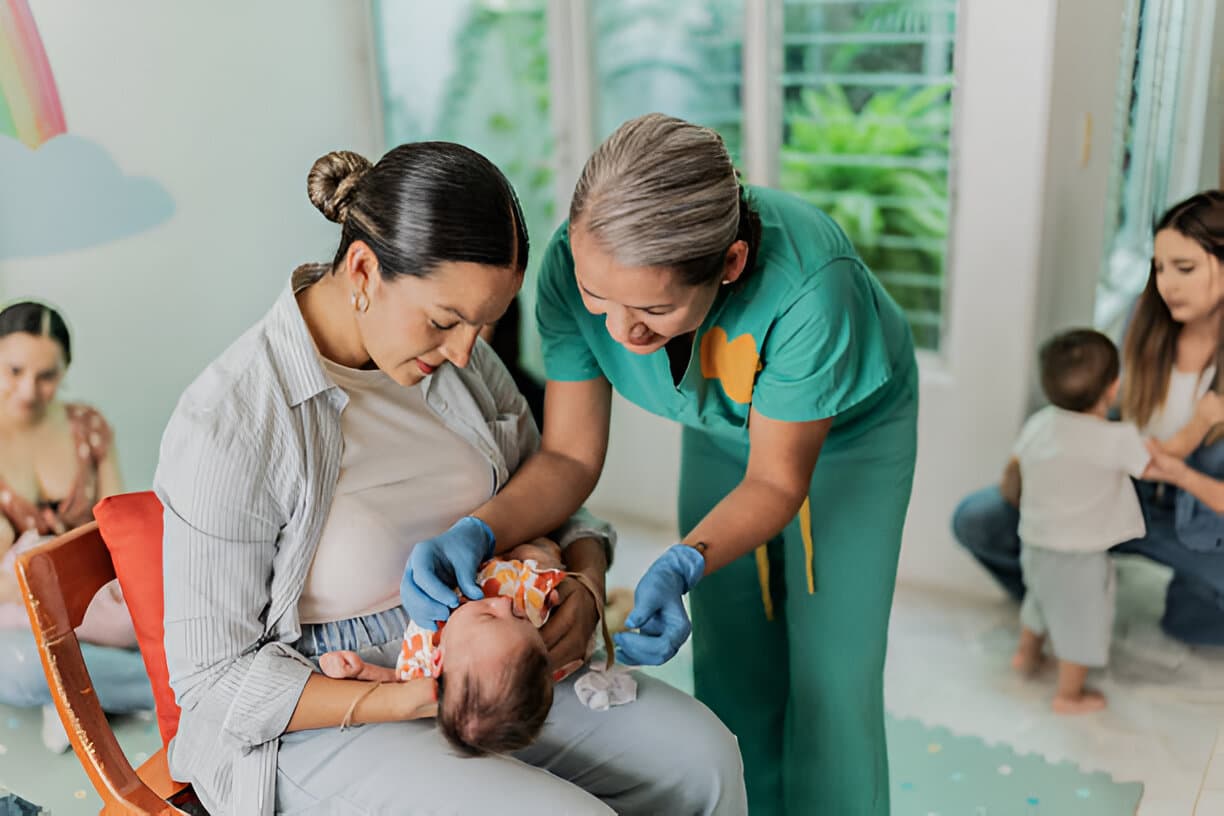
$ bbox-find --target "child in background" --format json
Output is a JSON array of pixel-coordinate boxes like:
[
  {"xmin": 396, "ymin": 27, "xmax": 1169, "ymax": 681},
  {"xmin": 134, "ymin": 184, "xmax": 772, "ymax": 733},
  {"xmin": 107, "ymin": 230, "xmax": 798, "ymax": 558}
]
[{"xmin": 1009, "ymin": 329, "xmax": 1220, "ymax": 713}]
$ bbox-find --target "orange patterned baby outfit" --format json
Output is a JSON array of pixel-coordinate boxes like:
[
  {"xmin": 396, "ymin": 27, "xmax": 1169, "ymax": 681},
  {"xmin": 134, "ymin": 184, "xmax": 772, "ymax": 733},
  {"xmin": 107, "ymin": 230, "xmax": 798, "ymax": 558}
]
[{"xmin": 395, "ymin": 558, "xmax": 565, "ymax": 681}]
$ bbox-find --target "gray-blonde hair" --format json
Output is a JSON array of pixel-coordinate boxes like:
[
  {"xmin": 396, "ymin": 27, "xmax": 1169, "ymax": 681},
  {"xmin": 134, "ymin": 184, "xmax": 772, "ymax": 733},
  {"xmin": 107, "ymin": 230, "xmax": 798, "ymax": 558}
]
[{"xmin": 569, "ymin": 113, "xmax": 758, "ymax": 286}]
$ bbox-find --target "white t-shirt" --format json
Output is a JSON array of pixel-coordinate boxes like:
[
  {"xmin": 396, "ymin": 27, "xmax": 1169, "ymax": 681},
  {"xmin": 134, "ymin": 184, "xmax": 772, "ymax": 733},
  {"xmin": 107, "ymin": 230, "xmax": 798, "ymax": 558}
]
[
  {"xmin": 1014, "ymin": 406, "xmax": 1150, "ymax": 552},
  {"xmin": 298, "ymin": 359, "xmax": 495, "ymax": 624},
  {"xmin": 1143, "ymin": 366, "xmax": 1214, "ymax": 439}
]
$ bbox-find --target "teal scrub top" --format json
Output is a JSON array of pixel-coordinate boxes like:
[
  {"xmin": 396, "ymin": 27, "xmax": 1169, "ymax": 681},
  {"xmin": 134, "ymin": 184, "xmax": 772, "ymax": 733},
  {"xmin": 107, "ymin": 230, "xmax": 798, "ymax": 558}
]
[{"xmin": 536, "ymin": 185, "xmax": 916, "ymax": 448}]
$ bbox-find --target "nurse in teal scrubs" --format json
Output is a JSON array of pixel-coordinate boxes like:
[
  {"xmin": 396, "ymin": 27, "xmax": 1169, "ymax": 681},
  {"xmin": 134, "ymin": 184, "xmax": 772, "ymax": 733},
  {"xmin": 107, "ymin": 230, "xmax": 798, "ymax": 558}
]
[{"xmin": 400, "ymin": 113, "xmax": 919, "ymax": 815}]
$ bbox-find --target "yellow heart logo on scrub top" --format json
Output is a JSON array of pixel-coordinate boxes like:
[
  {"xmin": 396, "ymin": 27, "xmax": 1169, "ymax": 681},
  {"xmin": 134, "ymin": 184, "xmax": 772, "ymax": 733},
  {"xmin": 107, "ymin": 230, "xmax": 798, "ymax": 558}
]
[{"xmin": 700, "ymin": 327, "xmax": 761, "ymax": 404}]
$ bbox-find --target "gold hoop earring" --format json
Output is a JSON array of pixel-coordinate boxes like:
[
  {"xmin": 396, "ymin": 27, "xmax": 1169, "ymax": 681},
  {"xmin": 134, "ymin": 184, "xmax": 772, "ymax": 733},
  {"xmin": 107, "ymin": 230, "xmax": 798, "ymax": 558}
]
[{"xmin": 351, "ymin": 291, "xmax": 369, "ymax": 313}]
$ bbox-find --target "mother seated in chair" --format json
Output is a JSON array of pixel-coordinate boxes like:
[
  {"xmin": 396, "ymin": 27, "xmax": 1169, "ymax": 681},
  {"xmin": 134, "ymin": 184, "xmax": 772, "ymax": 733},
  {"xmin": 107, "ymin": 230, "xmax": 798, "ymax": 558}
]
[
  {"xmin": 154, "ymin": 143, "xmax": 746, "ymax": 816},
  {"xmin": 0, "ymin": 301, "xmax": 154, "ymax": 751}
]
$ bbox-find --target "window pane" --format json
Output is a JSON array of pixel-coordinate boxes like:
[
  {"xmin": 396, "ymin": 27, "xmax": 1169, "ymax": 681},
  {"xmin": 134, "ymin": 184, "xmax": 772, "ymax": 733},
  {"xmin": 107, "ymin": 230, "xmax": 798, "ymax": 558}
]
[
  {"xmin": 372, "ymin": 0, "xmax": 552, "ymax": 374},
  {"xmin": 1096, "ymin": 0, "xmax": 1188, "ymax": 339},
  {"xmin": 780, "ymin": 0, "xmax": 957, "ymax": 351},
  {"xmin": 592, "ymin": 0, "xmax": 745, "ymax": 159}
]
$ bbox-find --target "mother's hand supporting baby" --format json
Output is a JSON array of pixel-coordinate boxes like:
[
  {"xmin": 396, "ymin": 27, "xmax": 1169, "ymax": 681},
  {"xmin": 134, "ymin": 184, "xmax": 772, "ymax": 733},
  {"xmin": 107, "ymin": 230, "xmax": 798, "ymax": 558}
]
[{"xmin": 541, "ymin": 536, "xmax": 606, "ymax": 680}]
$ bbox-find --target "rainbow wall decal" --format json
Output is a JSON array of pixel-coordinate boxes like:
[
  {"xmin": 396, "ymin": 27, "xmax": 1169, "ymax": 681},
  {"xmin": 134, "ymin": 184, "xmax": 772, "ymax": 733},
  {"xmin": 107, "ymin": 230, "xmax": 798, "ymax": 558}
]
[
  {"xmin": 0, "ymin": 0, "xmax": 66, "ymax": 148},
  {"xmin": 0, "ymin": 0, "xmax": 175, "ymax": 258}
]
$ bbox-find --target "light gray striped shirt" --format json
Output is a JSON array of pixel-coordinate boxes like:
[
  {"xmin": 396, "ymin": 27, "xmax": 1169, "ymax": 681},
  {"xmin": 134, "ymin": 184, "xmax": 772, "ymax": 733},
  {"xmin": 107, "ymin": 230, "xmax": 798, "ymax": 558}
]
[{"xmin": 154, "ymin": 270, "xmax": 614, "ymax": 816}]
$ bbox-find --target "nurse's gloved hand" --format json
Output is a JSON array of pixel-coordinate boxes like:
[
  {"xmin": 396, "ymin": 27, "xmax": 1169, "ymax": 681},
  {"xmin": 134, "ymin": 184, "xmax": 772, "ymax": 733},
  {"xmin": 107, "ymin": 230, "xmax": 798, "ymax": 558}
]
[
  {"xmin": 400, "ymin": 516, "xmax": 495, "ymax": 631},
  {"xmin": 613, "ymin": 544, "xmax": 705, "ymax": 666}
]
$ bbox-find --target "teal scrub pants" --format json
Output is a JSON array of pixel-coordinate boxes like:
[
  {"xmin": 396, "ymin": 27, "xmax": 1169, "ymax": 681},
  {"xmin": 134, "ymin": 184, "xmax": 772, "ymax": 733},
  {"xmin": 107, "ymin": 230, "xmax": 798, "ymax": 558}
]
[{"xmin": 681, "ymin": 388, "xmax": 918, "ymax": 816}]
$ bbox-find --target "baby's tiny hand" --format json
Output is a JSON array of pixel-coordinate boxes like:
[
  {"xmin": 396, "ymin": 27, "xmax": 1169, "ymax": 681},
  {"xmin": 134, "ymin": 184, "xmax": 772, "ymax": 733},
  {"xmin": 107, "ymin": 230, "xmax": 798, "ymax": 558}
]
[
  {"xmin": 505, "ymin": 537, "xmax": 564, "ymax": 568},
  {"xmin": 319, "ymin": 650, "xmax": 365, "ymax": 679}
]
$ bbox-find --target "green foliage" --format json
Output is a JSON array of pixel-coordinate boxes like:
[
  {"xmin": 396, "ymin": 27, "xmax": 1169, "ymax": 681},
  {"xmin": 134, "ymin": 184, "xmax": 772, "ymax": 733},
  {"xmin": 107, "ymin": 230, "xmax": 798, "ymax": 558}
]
[
  {"xmin": 781, "ymin": 82, "xmax": 952, "ymax": 348},
  {"xmin": 439, "ymin": 4, "xmax": 555, "ymax": 222},
  {"xmin": 429, "ymin": 2, "xmax": 555, "ymax": 375}
]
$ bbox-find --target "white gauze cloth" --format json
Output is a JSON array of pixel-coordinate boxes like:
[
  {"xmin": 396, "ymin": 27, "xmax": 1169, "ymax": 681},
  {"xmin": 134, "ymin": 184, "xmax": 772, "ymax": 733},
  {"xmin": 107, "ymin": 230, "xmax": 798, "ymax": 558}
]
[{"xmin": 574, "ymin": 661, "xmax": 638, "ymax": 711}]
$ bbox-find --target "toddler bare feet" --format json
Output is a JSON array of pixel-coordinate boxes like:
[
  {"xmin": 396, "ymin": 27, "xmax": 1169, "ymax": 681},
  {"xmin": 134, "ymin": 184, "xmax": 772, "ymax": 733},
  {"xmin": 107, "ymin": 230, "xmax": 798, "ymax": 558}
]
[
  {"xmin": 1011, "ymin": 627, "xmax": 1046, "ymax": 676},
  {"xmin": 1052, "ymin": 689, "xmax": 1106, "ymax": 714},
  {"xmin": 1011, "ymin": 644, "xmax": 1049, "ymax": 676},
  {"xmin": 1011, "ymin": 649, "xmax": 1042, "ymax": 675},
  {"xmin": 320, "ymin": 650, "xmax": 365, "ymax": 679}
]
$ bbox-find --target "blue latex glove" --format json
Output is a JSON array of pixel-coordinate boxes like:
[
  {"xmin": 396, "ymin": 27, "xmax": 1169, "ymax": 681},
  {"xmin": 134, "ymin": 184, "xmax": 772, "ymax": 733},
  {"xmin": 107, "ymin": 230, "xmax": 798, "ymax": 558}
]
[
  {"xmin": 400, "ymin": 516, "xmax": 495, "ymax": 631},
  {"xmin": 612, "ymin": 544, "xmax": 705, "ymax": 666}
]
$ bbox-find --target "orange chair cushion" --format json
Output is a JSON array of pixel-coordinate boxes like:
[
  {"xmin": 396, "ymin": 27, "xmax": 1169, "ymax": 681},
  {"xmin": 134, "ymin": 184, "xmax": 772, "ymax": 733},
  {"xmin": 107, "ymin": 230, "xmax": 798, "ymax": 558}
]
[{"xmin": 93, "ymin": 491, "xmax": 180, "ymax": 745}]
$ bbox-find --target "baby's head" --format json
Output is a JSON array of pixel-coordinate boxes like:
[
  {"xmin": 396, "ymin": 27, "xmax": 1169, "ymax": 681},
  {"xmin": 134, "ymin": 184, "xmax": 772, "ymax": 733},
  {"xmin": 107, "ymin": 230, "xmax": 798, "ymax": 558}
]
[
  {"xmin": 435, "ymin": 594, "xmax": 553, "ymax": 756},
  {"xmin": 1039, "ymin": 328, "xmax": 1120, "ymax": 413}
]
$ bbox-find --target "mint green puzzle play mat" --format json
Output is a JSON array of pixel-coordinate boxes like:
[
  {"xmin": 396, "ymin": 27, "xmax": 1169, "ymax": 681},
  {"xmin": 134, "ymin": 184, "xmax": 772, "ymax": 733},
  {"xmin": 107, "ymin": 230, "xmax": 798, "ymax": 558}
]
[
  {"xmin": 639, "ymin": 648, "xmax": 1143, "ymax": 816},
  {"xmin": 883, "ymin": 715, "xmax": 1141, "ymax": 815}
]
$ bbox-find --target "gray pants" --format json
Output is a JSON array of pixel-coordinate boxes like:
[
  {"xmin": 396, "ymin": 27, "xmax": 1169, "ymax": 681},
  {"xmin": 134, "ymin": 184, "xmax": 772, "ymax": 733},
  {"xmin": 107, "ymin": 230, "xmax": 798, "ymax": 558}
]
[
  {"xmin": 1020, "ymin": 545, "xmax": 1116, "ymax": 668},
  {"xmin": 278, "ymin": 611, "xmax": 747, "ymax": 815}
]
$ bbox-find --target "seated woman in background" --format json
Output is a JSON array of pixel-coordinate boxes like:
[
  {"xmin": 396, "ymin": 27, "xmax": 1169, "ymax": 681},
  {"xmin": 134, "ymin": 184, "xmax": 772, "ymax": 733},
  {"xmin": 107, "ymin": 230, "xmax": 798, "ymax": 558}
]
[{"xmin": 0, "ymin": 301, "xmax": 153, "ymax": 752}]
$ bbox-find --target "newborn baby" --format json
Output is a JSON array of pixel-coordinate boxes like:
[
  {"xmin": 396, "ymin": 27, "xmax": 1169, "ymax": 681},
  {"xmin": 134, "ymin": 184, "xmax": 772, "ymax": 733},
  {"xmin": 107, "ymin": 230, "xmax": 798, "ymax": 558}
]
[{"xmin": 320, "ymin": 539, "xmax": 573, "ymax": 756}]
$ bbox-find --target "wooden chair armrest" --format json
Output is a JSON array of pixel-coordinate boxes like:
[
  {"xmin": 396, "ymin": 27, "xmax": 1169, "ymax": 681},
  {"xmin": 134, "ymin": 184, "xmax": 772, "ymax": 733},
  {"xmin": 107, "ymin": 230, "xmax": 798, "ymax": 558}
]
[{"xmin": 16, "ymin": 524, "xmax": 189, "ymax": 814}]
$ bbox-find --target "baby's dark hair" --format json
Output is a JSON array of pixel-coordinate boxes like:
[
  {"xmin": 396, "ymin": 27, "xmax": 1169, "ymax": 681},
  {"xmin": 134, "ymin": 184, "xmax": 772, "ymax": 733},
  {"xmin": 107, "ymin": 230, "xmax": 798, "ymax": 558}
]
[
  {"xmin": 1039, "ymin": 329, "xmax": 1120, "ymax": 412},
  {"xmin": 436, "ymin": 642, "xmax": 553, "ymax": 757}
]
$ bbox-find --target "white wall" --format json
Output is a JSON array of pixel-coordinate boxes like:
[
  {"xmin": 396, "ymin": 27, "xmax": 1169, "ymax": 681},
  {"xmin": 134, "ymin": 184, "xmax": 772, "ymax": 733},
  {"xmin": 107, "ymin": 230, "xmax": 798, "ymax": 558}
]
[
  {"xmin": 588, "ymin": 395, "xmax": 683, "ymax": 529},
  {"xmin": 1030, "ymin": 0, "xmax": 1130, "ymax": 406},
  {"xmin": 0, "ymin": 1, "xmax": 382, "ymax": 490},
  {"xmin": 894, "ymin": 0, "xmax": 1062, "ymax": 595}
]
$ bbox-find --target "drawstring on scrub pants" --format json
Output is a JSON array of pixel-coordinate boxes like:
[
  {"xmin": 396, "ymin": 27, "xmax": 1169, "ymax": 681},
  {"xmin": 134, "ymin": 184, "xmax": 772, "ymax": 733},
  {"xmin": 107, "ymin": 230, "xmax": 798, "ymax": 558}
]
[{"xmin": 753, "ymin": 497, "xmax": 816, "ymax": 621}]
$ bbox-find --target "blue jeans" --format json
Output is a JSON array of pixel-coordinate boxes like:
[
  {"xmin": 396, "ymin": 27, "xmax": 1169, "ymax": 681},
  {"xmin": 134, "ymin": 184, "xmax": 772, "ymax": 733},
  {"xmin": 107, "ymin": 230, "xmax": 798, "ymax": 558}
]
[
  {"xmin": 0, "ymin": 629, "xmax": 154, "ymax": 713},
  {"xmin": 952, "ymin": 482, "xmax": 1224, "ymax": 645}
]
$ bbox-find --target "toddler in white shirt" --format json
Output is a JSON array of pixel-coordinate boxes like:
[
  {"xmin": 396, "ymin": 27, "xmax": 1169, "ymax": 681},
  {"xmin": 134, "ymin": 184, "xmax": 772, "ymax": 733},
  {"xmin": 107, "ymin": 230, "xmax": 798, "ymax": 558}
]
[{"xmin": 1009, "ymin": 329, "xmax": 1217, "ymax": 713}]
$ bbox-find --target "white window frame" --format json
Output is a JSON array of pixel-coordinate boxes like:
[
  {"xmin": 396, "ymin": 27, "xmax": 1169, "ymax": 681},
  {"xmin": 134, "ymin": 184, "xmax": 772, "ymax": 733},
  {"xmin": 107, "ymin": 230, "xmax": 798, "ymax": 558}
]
[
  {"xmin": 546, "ymin": 0, "xmax": 597, "ymax": 212},
  {"xmin": 742, "ymin": 0, "xmax": 783, "ymax": 188}
]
